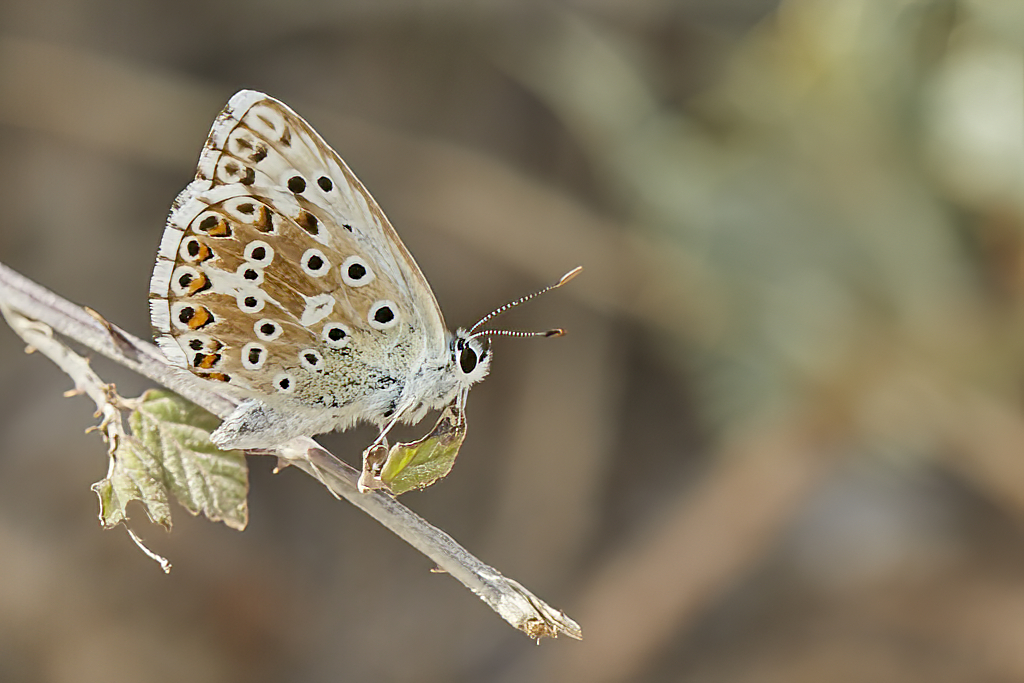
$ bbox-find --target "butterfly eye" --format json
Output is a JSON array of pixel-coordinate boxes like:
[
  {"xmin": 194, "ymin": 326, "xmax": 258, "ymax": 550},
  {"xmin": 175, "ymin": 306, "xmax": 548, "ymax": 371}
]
[
  {"xmin": 341, "ymin": 255, "xmax": 375, "ymax": 287},
  {"xmin": 301, "ymin": 248, "xmax": 331, "ymax": 277},
  {"xmin": 459, "ymin": 345, "xmax": 478, "ymax": 374}
]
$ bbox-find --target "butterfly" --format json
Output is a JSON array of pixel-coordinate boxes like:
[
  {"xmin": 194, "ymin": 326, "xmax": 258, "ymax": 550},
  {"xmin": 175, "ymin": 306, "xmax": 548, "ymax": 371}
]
[{"xmin": 149, "ymin": 90, "xmax": 578, "ymax": 488}]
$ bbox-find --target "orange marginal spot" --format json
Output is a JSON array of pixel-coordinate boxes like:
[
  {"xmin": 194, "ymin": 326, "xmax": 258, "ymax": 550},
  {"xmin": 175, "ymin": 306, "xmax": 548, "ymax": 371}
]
[
  {"xmin": 187, "ymin": 272, "xmax": 210, "ymax": 295},
  {"xmin": 206, "ymin": 218, "xmax": 232, "ymax": 238},
  {"xmin": 199, "ymin": 372, "xmax": 231, "ymax": 382},
  {"xmin": 187, "ymin": 306, "xmax": 214, "ymax": 329},
  {"xmin": 193, "ymin": 352, "xmax": 221, "ymax": 369},
  {"xmin": 193, "ymin": 242, "xmax": 213, "ymax": 263}
]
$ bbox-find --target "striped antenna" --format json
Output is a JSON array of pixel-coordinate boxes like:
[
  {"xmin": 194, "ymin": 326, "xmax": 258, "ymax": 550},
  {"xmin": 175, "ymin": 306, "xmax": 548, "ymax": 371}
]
[{"xmin": 468, "ymin": 266, "xmax": 581, "ymax": 339}]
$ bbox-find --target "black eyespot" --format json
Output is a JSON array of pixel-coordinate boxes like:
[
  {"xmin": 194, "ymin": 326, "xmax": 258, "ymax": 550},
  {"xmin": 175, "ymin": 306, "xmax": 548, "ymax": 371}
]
[
  {"xmin": 251, "ymin": 246, "xmax": 266, "ymax": 260},
  {"xmin": 186, "ymin": 240, "xmax": 200, "ymax": 257},
  {"xmin": 199, "ymin": 215, "xmax": 218, "ymax": 231},
  {"xmin": 243, "ymin": 268, "xmax": 259, "ymax": 280},
  {"xmin": 304, "ymin": 352, "xmax": 319, "ymax": 365},
  {"xmin": 373, "ymin": 306, "xmax": 394, "ymax": 324},
  {"xmin": 237, "ymin": 202, "xmax": 256, "ymax": 215},
  {"xmin": 178, "ymin": 307, "xmax": 195, "ymax": 323},
  {"xmin": 328, "ymin": 327, "xmax": 345, "ymax": 341},
  {"xmin": 308, "ymin": 254, "xmax": 323, "ymax": 270},
  {"xmin": 317, "ymin": 176, "xmax": 333, "ymax": 192},
  {"xmin": 189, "ymin": 339, "xmax": 203, "ymax": 350},
  {"xmin": 178, "ymin": 273, "xmax": 192, "ymax": 287},
  {"xmin": 278, "ymin": 377, "xmax": 291, "ymax": 390},
  {"xmin": 248, "ymin": 347, "xmax": 262, "ymax": 364},
  {"xmin": 460, "ymin": 346, "xmax": 478, "ymax": 374},
  {"xmin": 288, "ymin": 176, "xmax": 306, "ymax": 193},
  {"xmin": 244, "ymin": 296, "xmax": 258, "ymax": 308},
  {"xmin": 343, "ymin": 224, "xmax": 353, "ymax": 232},
  {"xmin": 348, "ymin": 263, "xmax": 367, "ymax": 280},
  {"xmin": 260, "ymin": 322, "xmax": 276, "ymax": 335}
]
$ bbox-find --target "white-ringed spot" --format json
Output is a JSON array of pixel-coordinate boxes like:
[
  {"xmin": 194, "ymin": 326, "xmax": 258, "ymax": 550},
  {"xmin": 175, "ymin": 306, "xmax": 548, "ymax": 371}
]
[
  {"xmin": 217, "ymin": 157, "xmax": 255, "ymax": 185},
  {"xmin": 322, "ymin": 322, "xmax": 351, "ymax": 348},
  {"xmin": 170, "ymin": 266, "xmax": 201, "ymax": 296},
  {"xmin": 225, "ymin": 198, "xmax": 275, "ymax": 232},
  {"xmin": 254, "ymin": 318, "xmax": 282, "ymax": 342},
  {"xmin": 299, "ymin": 348, "xmax": 324, "ymax": 371},
  {"xmin": 237, "ymin": 291, "xmax": 265, "ymax": 313},
  {"xmin": 301, "ymin": 248, "xmax": 330, "ymax": 277},
  {"xmin": 180, "ymin": 237, "xmax": 211, "ymax": 263},
  {"xmin": 236, "ymin": 263, "xmax": 264, "ymax": 285},
  {"xmin": 247, "ymin": 104, "xmax": 288, "ymax": 143},
  {"xmin": 273, "ymin": 373, "xmax": 296, "ymax": 393},
  {"xmin": 368, "ymin": 300, "xmax": 399, "ymax": 330},
  {"xmin": 193, "ymin": 212, "xmax": 232, "ymax": 238},
  {"xmin": 170, "ymin": 302, "xmax": 214, "ymax": 330},
  {"xmin": 241, "ymin": 342, "xmax": 268, "ymax": 370},
  {"xmin": 341, "ymin": 255, "xmax": 374, "ymax": 287},
  {"xmin": 244, "ymin": 240, "xmax": 274, "ymax": 266},
  {"xmin": 185, "ymin": 336, "xmax": 221, "ymax": 353}
]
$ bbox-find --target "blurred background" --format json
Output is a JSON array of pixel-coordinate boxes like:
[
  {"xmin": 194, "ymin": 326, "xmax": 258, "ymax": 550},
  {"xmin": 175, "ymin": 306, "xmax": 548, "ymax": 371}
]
[{"xmin": 0, "ymin": 0, "xmax": 1022, "ymax": 681}]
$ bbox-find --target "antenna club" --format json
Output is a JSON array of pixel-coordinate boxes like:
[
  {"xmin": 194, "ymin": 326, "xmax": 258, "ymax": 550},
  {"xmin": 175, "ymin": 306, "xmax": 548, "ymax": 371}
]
[
  {"xmin": 557, "ymin": 266, "xmax": 583, "ymax": 287},
  {"xmin": 545, "ymin": 329, "xmax": 565, "ymax": 337}
]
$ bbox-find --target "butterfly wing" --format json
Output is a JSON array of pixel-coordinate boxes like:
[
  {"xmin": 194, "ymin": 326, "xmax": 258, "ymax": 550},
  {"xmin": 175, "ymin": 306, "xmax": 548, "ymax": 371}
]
[{"xmin": 150, "ymin": 90, "xmax": 448, "ymax": 428}]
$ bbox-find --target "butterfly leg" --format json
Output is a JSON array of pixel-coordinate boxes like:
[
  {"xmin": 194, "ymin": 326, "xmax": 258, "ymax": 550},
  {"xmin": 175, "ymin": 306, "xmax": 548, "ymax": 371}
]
[{"xmin": 357, "ymin": 412, "xmax": 407, "ymax": 492}]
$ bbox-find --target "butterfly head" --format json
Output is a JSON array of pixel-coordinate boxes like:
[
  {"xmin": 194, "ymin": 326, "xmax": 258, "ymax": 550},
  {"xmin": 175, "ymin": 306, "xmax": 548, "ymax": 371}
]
[{"xmin": 451, "ymin": 329, "xmax": 491, "ymax": 387}]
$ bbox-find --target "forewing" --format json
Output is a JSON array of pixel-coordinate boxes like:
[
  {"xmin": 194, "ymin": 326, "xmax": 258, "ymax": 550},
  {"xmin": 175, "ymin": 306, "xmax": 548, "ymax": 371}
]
[{"xmin": 150, "ymin": 90, "xmax": 446, "ymax": 412}]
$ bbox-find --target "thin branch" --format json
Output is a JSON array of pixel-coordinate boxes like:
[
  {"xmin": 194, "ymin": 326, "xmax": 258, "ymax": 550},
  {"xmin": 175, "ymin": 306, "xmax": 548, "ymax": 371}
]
[{"xmin": 0, "ymin": 260, "xmax": 581, "ymax": 640}]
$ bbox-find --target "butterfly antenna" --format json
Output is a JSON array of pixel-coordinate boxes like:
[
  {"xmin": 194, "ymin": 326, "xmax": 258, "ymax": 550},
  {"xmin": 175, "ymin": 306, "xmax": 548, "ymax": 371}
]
[{"xmin": 468, "ymin": 266, "xmax": 582, "ymax": 338}]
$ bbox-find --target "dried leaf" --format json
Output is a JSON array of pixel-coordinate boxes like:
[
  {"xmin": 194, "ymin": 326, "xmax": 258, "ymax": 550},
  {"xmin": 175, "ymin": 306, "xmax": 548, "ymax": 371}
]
[{"xmin": 92, "ymin": 390, "xmax": 248, "ymax": 531}]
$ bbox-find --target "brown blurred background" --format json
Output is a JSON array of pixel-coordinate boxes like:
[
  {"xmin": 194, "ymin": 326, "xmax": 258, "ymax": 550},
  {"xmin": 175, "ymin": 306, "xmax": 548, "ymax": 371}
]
[{"xmin": 0, "ymin": 0, "xmax": 1022, "ymax": 681}]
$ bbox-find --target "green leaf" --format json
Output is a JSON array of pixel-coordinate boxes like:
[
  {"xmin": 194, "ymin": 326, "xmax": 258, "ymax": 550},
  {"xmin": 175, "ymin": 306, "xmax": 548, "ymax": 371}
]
[
  {"xmin": 378, "ymin": 402, "xmax": 467, "ymax": 495},
  {"xmin": 92, "ymin": 390, "xmax": 248, "ymax": 531}
]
